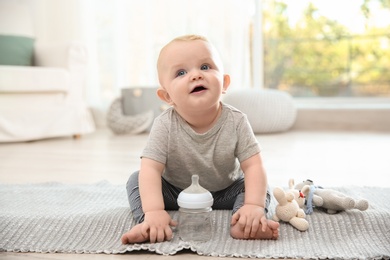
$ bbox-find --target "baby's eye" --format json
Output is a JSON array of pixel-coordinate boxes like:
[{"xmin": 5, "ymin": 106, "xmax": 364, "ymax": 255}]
[
  {"xmin": 201, "ymin": 64, "xmax": 210, "ymax": 70},
  {"xmin": 176, "ymin": 70, "xmax": 186, "ymax": 77}
]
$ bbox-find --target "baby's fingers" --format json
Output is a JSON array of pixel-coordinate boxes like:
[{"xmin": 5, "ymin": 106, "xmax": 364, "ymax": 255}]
[
  {"xmin": 141, "ymin": 222, "xmax": 150, "ymax": 238},
  {"xmin": 250, "ymin": 218, "xmax": 260, "ymax": 238},
  {"xmin": 156, "ymin": 228, "xmax": 165, "ymax": 243},
  {"xmin": 164, "ymin": 225, "xmax": 174, "ymax": 241},
  {"xmin": 170, "ymin": 219, "xmax": 178, "ymax": 227},
  {"xmin": 149, "ymin": 226, "xmax": 157, "ymax": 243},
  {"xmin": 238, "ymin": 216, "xmax": 252, "ymax": 238},
  {"xmin": 231, "ymin": 212, "xmax": 240, "ymax": 226},
  {"xmin": 260, "ymin": 216, "xmax": 268, "ymax": 232}
]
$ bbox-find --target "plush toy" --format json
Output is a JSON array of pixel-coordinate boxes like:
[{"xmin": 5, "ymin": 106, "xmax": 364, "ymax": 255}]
[
  {"xmin": 295, "ymin": 179, "xmax": 369, "ymax": 214},
  {"xmin": 289, "ymin": 179, "xmax": 323, "ymax": 214},
  {"xmin": 287, "ymin": 179, "xmax": 306, "ymax": 208},
  {"xmin": 272, "ymin": 187, "xmax": 309, "ymax": 231}
]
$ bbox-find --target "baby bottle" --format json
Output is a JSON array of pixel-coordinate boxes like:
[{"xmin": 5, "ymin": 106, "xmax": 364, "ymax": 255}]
[{"xmin": 177, "ymin": 175, "xmax": 214, "ymax": 242}]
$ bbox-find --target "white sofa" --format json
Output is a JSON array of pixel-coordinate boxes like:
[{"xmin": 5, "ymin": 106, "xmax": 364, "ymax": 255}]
[
  {"xmin": 0, "ymin": 2, "xmax": 95, "ymax": 142},
  {"xmin": 0, "ymin": 42, "xmax": 96, "ymax": 142}
]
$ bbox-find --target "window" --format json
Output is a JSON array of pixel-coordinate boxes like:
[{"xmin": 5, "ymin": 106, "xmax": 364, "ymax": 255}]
[{"xmin": 262, "ymin": 0, "xmax": 390, "ymax": 97}]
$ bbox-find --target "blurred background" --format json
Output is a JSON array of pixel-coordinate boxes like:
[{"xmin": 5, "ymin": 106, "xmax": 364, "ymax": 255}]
[{"xmin": 1, "ymin": 0, "xmax": 390, "ymax": 127}]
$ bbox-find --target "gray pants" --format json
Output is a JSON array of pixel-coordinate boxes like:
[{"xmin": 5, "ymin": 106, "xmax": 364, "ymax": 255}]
[{"xmin": 126, "ymin": 171, "xmax": 271, "ymax": 223}]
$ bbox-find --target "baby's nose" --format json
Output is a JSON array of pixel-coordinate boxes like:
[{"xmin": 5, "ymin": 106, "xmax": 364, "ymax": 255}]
[{"xmin": 191, "ymin": 74, "xmax": 203, "ymax": 81}]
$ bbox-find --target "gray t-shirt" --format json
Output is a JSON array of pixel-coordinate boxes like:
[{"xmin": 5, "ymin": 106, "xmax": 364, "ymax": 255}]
[{"xmin": 141, "ymin": 102, "xmax": 260, "ymax": 192}]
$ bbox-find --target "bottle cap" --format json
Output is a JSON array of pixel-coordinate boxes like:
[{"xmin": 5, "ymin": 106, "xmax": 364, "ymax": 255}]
[{"xmin": 177, "ymin": 175, "xmax": 214, "ymax": 209}]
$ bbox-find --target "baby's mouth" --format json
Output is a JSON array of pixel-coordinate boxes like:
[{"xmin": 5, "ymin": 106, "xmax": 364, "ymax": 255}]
[{"xmin": 191, "ymin": 86, "xmax": 207, "ymax": 93}]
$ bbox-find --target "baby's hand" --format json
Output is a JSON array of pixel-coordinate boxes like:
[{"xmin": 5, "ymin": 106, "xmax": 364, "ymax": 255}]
[
  {"xmin": 142, "ymin": 210, "xmax": 177, "ymax": 243},
  {"xmin": 231, "ymin": 204, "xmax": 267, "ymax": 239}
]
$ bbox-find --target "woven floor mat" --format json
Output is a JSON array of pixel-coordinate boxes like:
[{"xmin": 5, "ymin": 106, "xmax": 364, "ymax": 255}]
[{"xmin": 1, "ymin": 182, "xmax": 389, "ymax": 259}]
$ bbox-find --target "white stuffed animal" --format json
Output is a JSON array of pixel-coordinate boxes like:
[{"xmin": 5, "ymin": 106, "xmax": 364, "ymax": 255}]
[
  {"xmin": 272, "ymin": 187, "xmax": 309, "ymax": 231},
  {"xmin": 288, "ymin": 179, "xmax": 309, "ymax": 208},
  {"xmin": 289, "ymin": 179, "xmax": 323, "ymax": 214},
  {"xmin": 295, "ymin": 179, "xmax": 369, "ymax": 214}
]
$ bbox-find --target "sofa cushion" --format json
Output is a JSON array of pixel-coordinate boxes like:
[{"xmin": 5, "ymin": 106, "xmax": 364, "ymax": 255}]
[
  {"xmin": 0, "ymin": 35, "xmax": 34, "ymax": 66},
  {"xmin": 0, "ymin": 66, "xmax": 69, "ymax": 93}
]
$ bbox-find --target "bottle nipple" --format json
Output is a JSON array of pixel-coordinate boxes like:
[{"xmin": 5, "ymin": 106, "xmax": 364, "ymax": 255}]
[
  {"xmin": 177, "ymin": 175, "xmax": 213, "ymax": 209},
  {"xmin": 183, "ymin": 175, "xmax": 208, "ymax": 193}
]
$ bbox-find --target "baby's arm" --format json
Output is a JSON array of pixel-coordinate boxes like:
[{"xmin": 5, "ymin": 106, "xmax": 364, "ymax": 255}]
[
  {"xmin": 231, "ymin": 153, "xmax": 268, "ymax": 238},
  {"xmin": 139, "ymin": 158, "xmax": 166, "ymax": 212},
  {"xmin": 138, "ymin": 158, "xmax": 176, "ymax": 242}
]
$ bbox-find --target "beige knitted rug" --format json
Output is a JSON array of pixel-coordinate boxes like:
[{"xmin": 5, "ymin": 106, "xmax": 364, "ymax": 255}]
[{"xmin": 1, "ymin": 182, "xmax": 389, "ymax": 259}]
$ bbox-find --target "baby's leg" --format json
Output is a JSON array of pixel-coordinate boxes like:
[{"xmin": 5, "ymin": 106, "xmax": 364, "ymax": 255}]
[
  {"xmin": 122, "ymin": 172, "xmax": 148, "ymax": 244},
  {"xmin": 121, "ymin": 223, "xmax": 149, "ymax": 244},
  {"xmin": 126, "ymin": 171, "xmax": 181, "ymax": 223},
  {"xmin": 230, "ymin": 219, "xmax": 279, "ymax": 240},
  {"xmin": 126, "ymin": 171, "xmax": 145, "ymax": 223},
  {"xmin": 122, "ymin": 172, "xmax": 180, "ymax": 244},
  {"xmin": 226, "ymin": 184, "xmax": 278, "ymax": 239}
]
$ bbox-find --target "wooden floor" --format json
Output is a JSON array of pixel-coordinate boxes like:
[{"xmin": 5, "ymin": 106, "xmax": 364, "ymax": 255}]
[{"xmin": 1, "ymin": 128, "xmax": 389, "ymax": 259}]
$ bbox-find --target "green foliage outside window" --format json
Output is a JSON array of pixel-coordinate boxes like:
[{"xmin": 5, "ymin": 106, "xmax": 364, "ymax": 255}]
[{"xmin": 263, "ymin": 0, "xmax": 390, "ymax": 97}]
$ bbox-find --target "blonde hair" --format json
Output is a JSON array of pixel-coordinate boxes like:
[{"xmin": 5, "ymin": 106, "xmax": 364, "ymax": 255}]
[
  {"xmin": 157, "ymin": 34, "xmax": 224, "ymax": 82},
  {"xmin": 171, "ymin": 34, "xmax": 208, "ymax": 42},
  {"xmin": 157, "ymin": 35, "xmax": 208, "ymax": 72},
  {"xmin": 158, "ymin": 35, "xmax": 208, "ymax": 62}
]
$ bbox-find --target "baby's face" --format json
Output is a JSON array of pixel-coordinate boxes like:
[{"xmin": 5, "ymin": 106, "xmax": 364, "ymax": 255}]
[{"xmin": 157, "ymin": 40, "xmax": 228, "ymax": 112}]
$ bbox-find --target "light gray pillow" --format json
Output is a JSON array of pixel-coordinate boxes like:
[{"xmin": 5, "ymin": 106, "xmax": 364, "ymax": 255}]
[{"xmin": 223, "ymin": 89, "xmax": 297, "ymax": 133}]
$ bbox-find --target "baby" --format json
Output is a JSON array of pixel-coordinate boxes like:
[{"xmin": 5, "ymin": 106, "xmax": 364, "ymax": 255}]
[{"xmin": 121, "ymin": 35, "xmax": 279, "ymax": 244}]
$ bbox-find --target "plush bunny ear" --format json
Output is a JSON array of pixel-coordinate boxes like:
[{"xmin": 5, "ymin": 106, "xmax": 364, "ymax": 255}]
[
  {"xmin": 301, "ymin": 185, "xmax": 311, "ymax": 196},
  {"xmin": 288, "ymin": 179, "xmax": 295, "ymax": 189},
  {"xmin": 273, "ymin": 187, "xmax": 285, "ymax": 203}
]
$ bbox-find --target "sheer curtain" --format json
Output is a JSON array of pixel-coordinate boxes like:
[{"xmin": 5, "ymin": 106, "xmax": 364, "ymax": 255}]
[{"xmin": 29, "ymin": 0, "xmax": 255, "ymax": 124}]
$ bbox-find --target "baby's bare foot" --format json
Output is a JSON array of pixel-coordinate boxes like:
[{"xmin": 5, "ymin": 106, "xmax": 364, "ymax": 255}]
[
  {"xmin": 267, "ymin": 220, "xmax": 280, "ymax": 239},
  {"xmin": 230, "ymin": 219, "xmax": 279, "ymax": 240},
  {"xmin": 121, "ymin": 223, "xmax": 149, "ymax": 244}
]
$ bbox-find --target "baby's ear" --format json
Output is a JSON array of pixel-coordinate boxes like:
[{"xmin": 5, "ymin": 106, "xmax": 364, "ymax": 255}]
[
  {"xmin": 223, "ymin": 74, "xmax": 231, "ymax": 92},
  {"xmin": 157, "ymin": 87, "xmax": 173, "ymax": 105}
]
